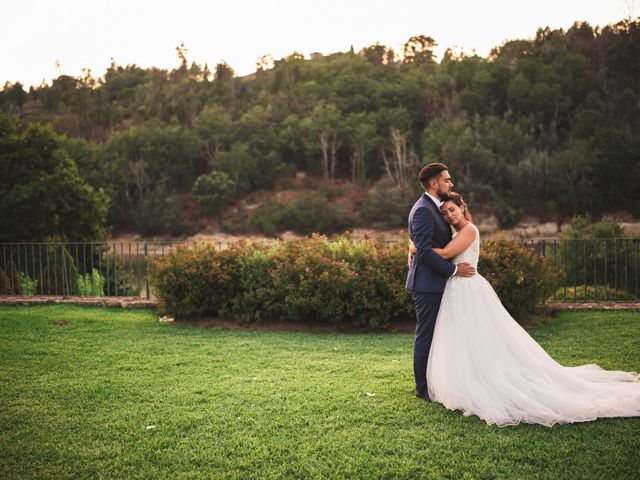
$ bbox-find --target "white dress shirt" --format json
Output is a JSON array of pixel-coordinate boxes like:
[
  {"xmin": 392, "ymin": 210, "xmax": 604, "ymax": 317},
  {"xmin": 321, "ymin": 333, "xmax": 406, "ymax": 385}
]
[{"xmin": 426, "ymin": 192, "xmax": 444, "ymax": 208}]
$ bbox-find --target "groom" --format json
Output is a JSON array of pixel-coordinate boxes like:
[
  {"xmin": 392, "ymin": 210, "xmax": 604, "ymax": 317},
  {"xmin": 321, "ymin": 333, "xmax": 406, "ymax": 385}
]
[{"xmin": 406, "ymin": 163, "xmax": 475, "ymax": 400}]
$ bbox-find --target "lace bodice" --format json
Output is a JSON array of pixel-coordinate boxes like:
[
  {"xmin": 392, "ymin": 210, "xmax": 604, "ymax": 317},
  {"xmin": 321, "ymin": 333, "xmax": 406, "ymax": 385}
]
[{"xmin": 451, "ymin": 224, "xmax": 480, "ymax": 268}]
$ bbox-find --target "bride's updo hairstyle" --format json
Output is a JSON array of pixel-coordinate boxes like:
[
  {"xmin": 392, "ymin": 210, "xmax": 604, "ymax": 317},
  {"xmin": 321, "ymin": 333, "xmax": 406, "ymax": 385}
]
[{"xmin": 441, "ymin": 192, "xmax": 473, "ymax": 222}]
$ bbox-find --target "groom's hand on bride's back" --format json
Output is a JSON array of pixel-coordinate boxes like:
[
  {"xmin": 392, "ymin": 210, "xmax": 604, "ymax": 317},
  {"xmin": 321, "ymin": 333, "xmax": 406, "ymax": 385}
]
[{"xmin": 455, "ymin": 262, "xmax": 475, "ymax": 277}]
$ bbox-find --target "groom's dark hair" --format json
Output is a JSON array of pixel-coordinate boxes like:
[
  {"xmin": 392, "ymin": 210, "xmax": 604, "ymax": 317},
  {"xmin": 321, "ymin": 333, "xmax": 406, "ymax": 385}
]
[{"xmin": 418, "ymin": 162, "xmax": 449, "ymax": 187}]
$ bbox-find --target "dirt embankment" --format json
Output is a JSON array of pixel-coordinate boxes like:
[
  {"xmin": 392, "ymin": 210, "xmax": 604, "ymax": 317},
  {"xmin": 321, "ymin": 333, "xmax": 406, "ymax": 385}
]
[
  {"xmin": 112, "ymin": 177, "xmax": 640, "ymax": 244},
  {"xmin": 113, "ymin": 217, "xmax": 640, "ymax": 246}
]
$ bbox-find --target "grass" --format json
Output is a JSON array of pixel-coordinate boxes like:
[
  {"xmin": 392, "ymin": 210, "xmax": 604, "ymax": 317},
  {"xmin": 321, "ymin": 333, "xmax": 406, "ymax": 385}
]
[{"xmin": 0, "ymin": 306, "xmax": 639, "ymax": 479}]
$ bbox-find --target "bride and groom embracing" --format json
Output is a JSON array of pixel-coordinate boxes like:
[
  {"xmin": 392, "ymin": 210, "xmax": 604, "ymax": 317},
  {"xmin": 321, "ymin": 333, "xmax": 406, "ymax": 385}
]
[{"xmin": 406, "ymin": 163, "xmax": 640, "ymax": 427}]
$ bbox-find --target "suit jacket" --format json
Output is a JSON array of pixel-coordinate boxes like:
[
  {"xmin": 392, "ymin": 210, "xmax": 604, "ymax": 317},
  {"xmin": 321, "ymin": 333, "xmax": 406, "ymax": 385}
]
[{"xmin": 405, "ymin": 193, "xmax": 456, "ymax": 293}]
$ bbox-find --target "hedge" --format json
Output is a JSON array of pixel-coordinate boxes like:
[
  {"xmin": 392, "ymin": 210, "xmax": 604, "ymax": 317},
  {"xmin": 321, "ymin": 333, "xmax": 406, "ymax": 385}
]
[{"xmin": 148, "ymin": 236, "xmax": 558, "ymax": 327}]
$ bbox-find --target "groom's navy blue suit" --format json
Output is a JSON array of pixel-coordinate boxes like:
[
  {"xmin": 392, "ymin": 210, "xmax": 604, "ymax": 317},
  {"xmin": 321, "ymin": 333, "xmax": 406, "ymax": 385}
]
[{"xmin": 406, "ymin": 193, "xmax": 456, "ymax": 397}]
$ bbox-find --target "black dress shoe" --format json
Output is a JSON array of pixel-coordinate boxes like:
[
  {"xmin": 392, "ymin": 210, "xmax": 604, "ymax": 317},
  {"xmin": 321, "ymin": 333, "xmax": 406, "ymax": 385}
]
[{"xmin": 415, "ymin": 391, "xmax": 432, "ymax": 401}]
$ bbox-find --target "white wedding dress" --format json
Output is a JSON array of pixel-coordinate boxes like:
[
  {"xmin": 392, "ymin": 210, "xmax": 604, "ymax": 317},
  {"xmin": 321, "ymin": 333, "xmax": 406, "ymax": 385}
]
[{"xmin": 427, "ymin": 223, "xmax": 640, "ymax": 427}]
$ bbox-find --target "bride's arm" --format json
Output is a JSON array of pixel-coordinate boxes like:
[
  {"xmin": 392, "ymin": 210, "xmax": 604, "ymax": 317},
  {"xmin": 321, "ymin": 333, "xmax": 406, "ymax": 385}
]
[{"xmin": 432, "ymin": 225, "xmax": 476, "ymax": 259}]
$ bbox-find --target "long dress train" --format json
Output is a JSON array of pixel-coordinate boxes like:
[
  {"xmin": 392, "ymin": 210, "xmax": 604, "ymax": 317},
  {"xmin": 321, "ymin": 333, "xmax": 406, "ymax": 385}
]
[{"xmin": 427, "ymin": 224, "xmax": 640, "ymax": 427}]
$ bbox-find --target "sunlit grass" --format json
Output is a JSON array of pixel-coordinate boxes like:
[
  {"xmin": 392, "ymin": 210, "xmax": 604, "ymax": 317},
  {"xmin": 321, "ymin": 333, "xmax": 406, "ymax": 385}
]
[{"xmin": 0, "ymin": 305, "xmax": 638, "ymax": 479}]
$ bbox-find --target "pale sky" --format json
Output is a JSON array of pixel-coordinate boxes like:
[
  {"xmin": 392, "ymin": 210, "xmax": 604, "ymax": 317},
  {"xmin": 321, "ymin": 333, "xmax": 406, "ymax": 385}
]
[{"xmin": 1, "ymin": 0, "xmax": 634, "ymax": 87}]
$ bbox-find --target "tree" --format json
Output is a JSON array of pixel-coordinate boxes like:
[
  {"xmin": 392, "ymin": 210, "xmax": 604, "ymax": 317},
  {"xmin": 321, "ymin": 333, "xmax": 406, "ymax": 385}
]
[
  {"xmin": 382, "ymin": 128, "xmax": 417, "ymax": 190},
  {"xmin": 0, "ymin": 116, "xmax": 110, "ymax": 242},
  {"xmin": 276, "ymin": 114, "xmax": 305, "ymax": 170},
  {"xmin": 3, "ymin": 18, "xmax": 640, "ymax": 230},
  {"xmin": 176, "ymin": 42, "xmax": 189, "ymax": 68},
  {"xmin": 256, "ymin": 54, "xmax": 275, "ymax": 72},
  {"xmin": 194, "ymin": 104, "xmax": 233, "ymax": 168},
  {"xmin": 402, "ymin": 35, "xmax": 438, "ymax": 64},
  {"xmin": 98, "ymin": 120, "xmax": 203, "ymax": 230},
  {"xmin": 104, "ymin": 119, "xmax": 202, "ymax": 191},
  {"xmin": 235, "ymin": 105, "xmax": 282, "ymax": 188},
  {"xmin": 119, "ymin": 159, "xmax": 169, "ymax": 233},
  {"xmin": 0, "ymin": 82, "xmax": 27, "ymax": 112},
  {"xmin": 377, "ymin": 108, "xmax": 417, "ymax": 191},
  {"xmin": 216, "ymin": 143, "xmax": 258, "ymax": 197},
  {"xmin": 345, "ymin": 112, "xmax": 376, "ymax": 184},
  {"xmin": 359, "ymin": 43, "xmax": 395, "ymax": 65},
  {"xmin": 548, "ymin": 139, "xmax": 599, "ymax": 217},
  {"xmin": 213, "ymin": 61, "xmax": 236, "ymax": 111},
  {"xmin": 191, "ymin": 171, "xmax": 236, "ymax": 222},
  {"xmin": 301, "ymin": 101, "xmax": 342, "ymax": 182}
]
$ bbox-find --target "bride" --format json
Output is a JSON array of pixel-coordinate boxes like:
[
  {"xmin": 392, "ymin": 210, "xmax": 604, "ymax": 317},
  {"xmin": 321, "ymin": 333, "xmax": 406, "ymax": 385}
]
[{"xmin": 410, "ymin": 192, "xmax": 640, "ymax": 427}]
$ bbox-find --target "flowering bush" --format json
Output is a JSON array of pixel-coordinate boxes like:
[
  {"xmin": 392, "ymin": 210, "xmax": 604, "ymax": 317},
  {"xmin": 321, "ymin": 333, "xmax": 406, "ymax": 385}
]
[
  {"xmin": 149, "ymin": 235, "xmax": 413, "ymax": 326},
  {"xmin": 222, "ymin": 242, "xmax": 278, "ymax": 322},
  {"xmin": 148, "ymin": 236, "xmax": 556, "ymax": 326},
  {"xmin": 479, "ymin": 239, "xmax": 560, "ymax": 320},
  {"xmin": 147, "ymin": 243, "xmax": 242, "ymax": 318},
  {"xmin": 267, "ymin": 237, "xmax": 358, "ymax": 323}
]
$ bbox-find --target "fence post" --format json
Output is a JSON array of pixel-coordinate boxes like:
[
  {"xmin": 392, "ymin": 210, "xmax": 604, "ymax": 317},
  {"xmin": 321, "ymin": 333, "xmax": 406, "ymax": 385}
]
[{"xmin": 144, "ymin": 243, "xmax": 150, "ymax": 300}]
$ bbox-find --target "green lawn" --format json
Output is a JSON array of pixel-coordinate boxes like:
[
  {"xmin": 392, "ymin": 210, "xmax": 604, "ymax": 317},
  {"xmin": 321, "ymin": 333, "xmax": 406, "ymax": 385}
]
[{"xmin": 0, "ymin": 306, "xmax": 639, "ymax": 479}]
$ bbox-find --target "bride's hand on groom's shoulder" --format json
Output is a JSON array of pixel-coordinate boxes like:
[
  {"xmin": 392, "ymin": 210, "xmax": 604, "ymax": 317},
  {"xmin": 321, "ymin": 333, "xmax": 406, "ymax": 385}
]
[{"xmin": 454, "ymin": 262, "xmax": 475, "ymax": 277}]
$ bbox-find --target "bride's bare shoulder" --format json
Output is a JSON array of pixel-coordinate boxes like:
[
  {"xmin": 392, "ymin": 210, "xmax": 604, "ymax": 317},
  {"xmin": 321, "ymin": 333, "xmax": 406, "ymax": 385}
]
[
  {"xmin": 453, "ymin": 223, "xmax": 476, "ymax": 240},
  {"xmin": 457, "ymin": 223, "xmax": 479, "ymax": 241},
  {"xmin": 460, "ymin": 223, "xmax": 478, "ymax": 233}
]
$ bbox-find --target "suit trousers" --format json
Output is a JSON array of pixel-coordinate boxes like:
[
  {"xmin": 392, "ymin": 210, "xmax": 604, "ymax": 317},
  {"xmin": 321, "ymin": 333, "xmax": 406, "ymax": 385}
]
[{"xmin": 412, "ymin": 291, "xmax": 443, "ymax": 395}]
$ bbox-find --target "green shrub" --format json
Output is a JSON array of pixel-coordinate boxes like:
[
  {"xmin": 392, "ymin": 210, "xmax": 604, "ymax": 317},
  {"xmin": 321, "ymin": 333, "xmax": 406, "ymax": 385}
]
[
  {"xmin": 551, "ymin": 285, "xmax": 637, "ymax": 302},
  {"xmin": 222, "ymin": 243, "xmax": 278, "ymax": 323},
  {"xmin": 248, "ymin": 204, "xmax": 287, "ymax": 235},
  {"xmin": 491, "ymin": 197, "xmax": 523, "ymax": 228},
  {"xmin": 253, "ymin": 236, "xmax": 412, "ymax": 326},
  {"xmin": 341, "ymin": 238, "xmax": 414, "ymax": 326},
  {"xmin": 77, "ymin": 268, "xmax": 106, "ymax": 297},
  {"xmin": 267, "ymin": 236, "xmax": 360, "ymax": 324},
  {"xmin": 0, "ymin": 268, "xmax": 14, "ymax": 294},
  {"xmin": 559, "ymin": 215, "xmax": 637, "ymax": 298},
  {"xmin": 564, "ymin": 214, "xmax": 626, "ymax": 240},
  {"xmin": 38, "ymin": 246, "xmax": 80, "ymax": 296},
  {"xmin": 249, "ymin": 193, "xmax": 354, "ymax": 235},
  {"xmin": 101, "ymin": 254, "xmax": 139, "ymax": 297},
  {"xmin": 191, "ymin": 171, "xmax": 236, "ymax": 221},
  {"xmin": 149, "ymin": 237, "xmax": 554, "ymax": 326},
  {"xmin": 362, "ymin": 178, "xmax": 420, "ymax": 228},
  {"xmin": 147, "ymin": 243, "xmax": 242, "ymax": 318},
  {"xmin": 148, "ymin": 236, "xmax": 414, "ymax": 326},
  {"xmin": 479, "ymin": 239, "xmax": 560, "ymax": 320},
  {"xmin": 1, "ymin": 262, "xmax": 21, "ymax": 295},
  {"xmin": 18, "ymin": 272, "xmax": 38, "ymax": 296}
]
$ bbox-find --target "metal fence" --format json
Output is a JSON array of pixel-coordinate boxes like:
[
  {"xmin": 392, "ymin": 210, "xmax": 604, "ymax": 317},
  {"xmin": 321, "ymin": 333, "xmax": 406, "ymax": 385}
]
[
  {"xmin": 0, "ymin": 241, "xmax": 229, "ymax": 300},
  {"xmin": 1, "ymin": 238, "xmax": 639, "ymax": 303},
  {"xmin": 522, "ymin": 238, "xmax": 639, "ymax": 302}
]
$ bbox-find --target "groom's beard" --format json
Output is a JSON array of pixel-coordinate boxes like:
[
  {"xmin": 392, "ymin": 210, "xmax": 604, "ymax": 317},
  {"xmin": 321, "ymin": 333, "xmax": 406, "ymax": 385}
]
[{"xmin": 436, "ymin": 187, "xmax": 450, "ymax": 199}]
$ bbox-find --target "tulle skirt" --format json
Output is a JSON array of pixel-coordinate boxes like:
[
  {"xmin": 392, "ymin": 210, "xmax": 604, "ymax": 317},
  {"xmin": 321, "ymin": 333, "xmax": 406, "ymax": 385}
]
[{"xmin": 427, "ymin": 274, "xmax": 640, "ymax": 427}]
